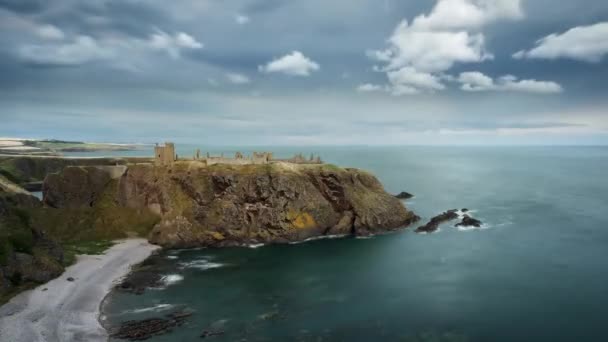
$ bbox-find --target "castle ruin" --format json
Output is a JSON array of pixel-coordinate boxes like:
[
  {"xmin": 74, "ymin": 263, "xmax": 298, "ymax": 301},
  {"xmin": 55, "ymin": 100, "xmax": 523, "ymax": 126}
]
[
  {"xmin": 154, "ymin": 142, "xmax": 322, "ymax": 166},
  {"xmin": 154, "ymin": 142, "xmax": 176, "ymax": 166}
]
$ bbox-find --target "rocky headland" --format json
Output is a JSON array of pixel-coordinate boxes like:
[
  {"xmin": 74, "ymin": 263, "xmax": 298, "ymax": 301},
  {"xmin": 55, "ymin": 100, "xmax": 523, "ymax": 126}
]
[
  {"xmin": 0, "ymin": 175, "xmax": 64, "ymax": 303},
  {"xmin": 42, "ymin": 161, "xmax": 419, "ymax": 248}
]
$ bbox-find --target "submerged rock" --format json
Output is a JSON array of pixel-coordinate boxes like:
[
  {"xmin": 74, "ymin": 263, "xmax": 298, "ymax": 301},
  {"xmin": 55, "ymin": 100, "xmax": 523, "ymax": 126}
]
[
  {"xmin": 415, "ymin": 210, "xmax": 459, "ymax": 233},
  {"xmin": 110, "ymin": 310, "xmax": 193, "ymax": 341},
  {"xmin": 43, "ymin": 163, "xmax": 418, "ymax": 248},
  {"xmin": 455, "ymin": 215, "xmax": 482, "ymax": 228},
  {"xmin": 395, "ymin": 191, "xmax": 414, "ymax": 199}
]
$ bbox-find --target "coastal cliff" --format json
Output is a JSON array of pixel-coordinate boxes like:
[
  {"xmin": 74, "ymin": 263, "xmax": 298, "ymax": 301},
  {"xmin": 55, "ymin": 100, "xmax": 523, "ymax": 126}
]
[
  {"xmin": 0, "ymin": 176, "xmax": 64, "ymax": 302},
  {"xmin": 43, "ymin": 162, "xmax": 418, "ymax": 248}
]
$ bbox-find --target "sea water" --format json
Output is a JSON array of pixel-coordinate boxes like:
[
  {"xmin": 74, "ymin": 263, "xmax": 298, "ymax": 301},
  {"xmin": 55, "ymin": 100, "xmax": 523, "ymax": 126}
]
[{"xmin": 98, "ymin": 146, "xmax": 608, "ymax": 341}]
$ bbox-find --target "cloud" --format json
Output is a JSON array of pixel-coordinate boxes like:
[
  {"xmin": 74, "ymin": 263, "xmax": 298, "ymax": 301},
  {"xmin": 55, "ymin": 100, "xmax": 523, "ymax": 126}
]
[
  {"xmin": 387, "ymin": 67, "xmax": 445, "ymax": 94},
  {"xmin": 458, "ymin": 71, "xmax": 563, "ymax": 93},
  {"xmin": 36, "ymin": 24, "xmax": 64, "ymax": 40},
  {"xmin": 17, "ymin": 28, "xmax": 203, "ymax": 67},
  {"xmin": 367, "ymin": 0, "xmax": 523, "ymax": 94},
  {"xmin": 357, "ymin": 83, "xmax": 383, "ymax": 92},
  {"xmin": 148, "ymin": 30, "xmax": 203, "ymax": 58},
  {"xmin": 513, "ymin": 22, "xmax": 608, "ymax": 63},
  {"xmin": 258, "ymin": 51, "xmax": 319, "ymax": 76},
  {"xmin": 18, "ymin": 35, "xmax": 113, "ymax": 66},
  {"xmin": 235, "ymin": 14, "xmax": 250, "ymax": 25},
  {"xmin": 226, "ymin": 72, "xmax": 251, "ymax": 84}
]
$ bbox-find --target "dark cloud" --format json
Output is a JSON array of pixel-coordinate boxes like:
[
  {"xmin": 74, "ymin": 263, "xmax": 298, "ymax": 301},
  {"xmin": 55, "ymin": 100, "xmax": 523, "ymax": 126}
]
[
  {"xmin": 1, "ymin": 0, "xmax": 607, "ymax": 144},
  {"xmin": 242, "ymin": 0, "xmax": 289, "ymax": 13},
  {"xmin": 0, "ymin": 0, "xmax": 45, "ymax": 14}
]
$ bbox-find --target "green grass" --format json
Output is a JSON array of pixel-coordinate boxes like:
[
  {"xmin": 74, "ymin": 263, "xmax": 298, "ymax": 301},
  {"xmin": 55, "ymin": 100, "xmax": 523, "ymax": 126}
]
[{"xmin": 62, "ymin": 240, "xmax": 115, "ymax": 266}]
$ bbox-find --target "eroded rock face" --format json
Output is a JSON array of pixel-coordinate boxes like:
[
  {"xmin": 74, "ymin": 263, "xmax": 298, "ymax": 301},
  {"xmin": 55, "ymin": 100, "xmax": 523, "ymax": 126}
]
[
  {"xmin": 43, "ymin": 163, "xmax": 419, "ymax": 248},
  {"xmin": 1, "ymin": 176, "xmax": 64, "ymax": 299}
]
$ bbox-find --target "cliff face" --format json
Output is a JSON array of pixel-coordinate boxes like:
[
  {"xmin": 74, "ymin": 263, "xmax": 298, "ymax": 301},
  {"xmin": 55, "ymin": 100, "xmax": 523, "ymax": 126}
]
[
  {"xmin": 43, "ymin": 162, "xmax": 418, "ymax": 248},
  {"xmin": 0, "ymin": 176, "xmax": 64, "ymax": 301}
]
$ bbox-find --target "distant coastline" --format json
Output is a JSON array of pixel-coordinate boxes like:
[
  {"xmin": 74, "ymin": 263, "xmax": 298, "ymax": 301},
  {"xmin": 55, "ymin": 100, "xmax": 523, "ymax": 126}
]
[{"xmin": 0, "ymin": 138, "xmax": 143, "ymax": 156}]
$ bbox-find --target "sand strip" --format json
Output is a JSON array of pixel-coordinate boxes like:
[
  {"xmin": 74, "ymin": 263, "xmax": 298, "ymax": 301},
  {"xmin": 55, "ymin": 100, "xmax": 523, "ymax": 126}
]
[{"xmin": 0, "ymin": 239, "xmax": 159, "ymax": 342}]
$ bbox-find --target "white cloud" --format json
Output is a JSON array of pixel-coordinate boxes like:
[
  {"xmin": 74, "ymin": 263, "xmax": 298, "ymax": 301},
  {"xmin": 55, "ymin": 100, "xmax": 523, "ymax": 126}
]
[
  {"xmin": 17, "ymin": 29, "xmax": 203, "ymax": 66},
  {"xmin": 387, "ymin": 67, "xmax": 445, "ymax": 93},
  {"xmin": 18, "ymin": 35, "xmax": 113, "ymax": 66},
  {"xmin": 458, "ymin": 71, "xmax": 563, "ymax": 93},
  {"xmin": 36, "ymin": 24, "xmax": 65, "ymax": 40},
  {"xmin": 149, "ymin": 30, "xmax": 203, "ymax": 58},
  {"xmin": 226, "ymin": 72, "xmax": 251, "ymax": 84},
  {"xmin": 367, "ymin": 0, "xmax": 523, "ymax": 95},
  {"xmin": 458, "ymin": 71, "xmax": 495, "ymax": 91},
  {"xmin": 259, "ymin": 51, "xmax": 320, "ymax": 76},
  {"xmin": 513, "ymin": 22, "xmax": 608, "ymax": 62},
  {"xmin": 235, "ymin": 14, "xmax": 250, "ymax": 25},
  {"xmin": 411, "ymin": 0, "xmax": 523, "ymax": 31},
  {"xmin": 499, "ymin": 75, "xmax": 563, "ymax": 93},
  {"xmin": 357, "ymin": 83, "xmax": 383, "ymax": 92}
]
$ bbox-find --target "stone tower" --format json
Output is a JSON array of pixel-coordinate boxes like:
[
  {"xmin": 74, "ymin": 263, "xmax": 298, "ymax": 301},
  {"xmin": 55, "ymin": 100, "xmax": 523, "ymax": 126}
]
[{"xmin": 154, "ymin": 142, "xmax": 176, "ymax": 166}]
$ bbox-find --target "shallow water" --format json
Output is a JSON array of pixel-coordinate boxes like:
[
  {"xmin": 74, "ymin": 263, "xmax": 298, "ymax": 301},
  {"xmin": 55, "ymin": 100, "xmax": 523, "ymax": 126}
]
[{"xmin": 101, "ymin": 146, "xmax": 608, "ymax": 341}]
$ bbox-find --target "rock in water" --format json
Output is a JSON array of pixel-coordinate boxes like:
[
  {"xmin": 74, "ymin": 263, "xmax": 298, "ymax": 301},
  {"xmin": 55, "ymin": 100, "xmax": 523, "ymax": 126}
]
[
  {"xmin": 42, "ymin": 163, "xmax": 419, "ymax": 248},
  {"xmin": 456, "ymin": 215, "xmax": 482, "ymax": 228},
  {"xmin": 415, "ymin": 209, "xmax": 459, "ymax": 233},
  {"xmin": 395, "ymin": 191, "xmax": 414, "ymax": 199},
  {"xmin": 110, "ymin": 310, "xmax": 192, "ymax": 341}
]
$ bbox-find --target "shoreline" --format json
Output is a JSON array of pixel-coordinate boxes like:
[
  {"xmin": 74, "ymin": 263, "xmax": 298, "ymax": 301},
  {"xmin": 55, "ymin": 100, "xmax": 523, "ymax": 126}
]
[{"xmin": 0, "ymin": 239, "xmax": 159, "ymax": 342}]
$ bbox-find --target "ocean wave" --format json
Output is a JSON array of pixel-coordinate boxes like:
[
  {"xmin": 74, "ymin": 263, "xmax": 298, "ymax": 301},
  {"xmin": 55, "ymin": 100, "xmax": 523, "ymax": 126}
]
[
  {"xmin": 160, "ymin": 274, "xmax": 184, "ymax": 286},
  {"xmin": 288, "ymin": 234, "xmax": 347, "ymax": 245},
  {"xmin": 122, "ymin": 304, "xmax": 174, "ymax": 315},
  {"xmin": 247, "ymin": 243, "xmax": 265, "ymax": 249},
  {"xmin": 179, "ymin": 259, "xmax": 224, "ymax": 271}
]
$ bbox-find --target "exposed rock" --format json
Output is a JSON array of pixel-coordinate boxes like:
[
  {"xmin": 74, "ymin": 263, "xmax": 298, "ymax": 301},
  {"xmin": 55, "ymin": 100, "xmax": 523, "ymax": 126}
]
[
  {"xmin": 0, "ymin": 175, "xmax": 64, "ymax": 301},
  {"xmin": 110, "ymin": 310, "xmax": 193, "ymax": 341},
  {"xmin": 461, "ymin": 208, "xmax": 469, "ymax": 213},
  {"xmin": 43, "ymin": 166, "xmax": 113, "ymax": 208},
  {"xmin": 43, "ymin": 162, "xmax": 418, "ymax": 248},
  {"xmin": 456, "ymin": 215, "xmax": 482, "ymax": 228},
  {"xmin": 395, "ymin": 191, "xmax": 414, "ymax": 199},
  {"xmin": 415, "ymin": 210, "xmax": 459, "ymax": 233},
  {"xmin": 66, "ymin": 277, "xmax": 75, "ymax": 282}
]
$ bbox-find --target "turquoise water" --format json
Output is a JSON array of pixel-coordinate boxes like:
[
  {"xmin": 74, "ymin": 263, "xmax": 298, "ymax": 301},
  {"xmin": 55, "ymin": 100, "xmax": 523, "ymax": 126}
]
[{"xmin": 101, "ymin": 146, "xmax": 608, "ymax": 341}]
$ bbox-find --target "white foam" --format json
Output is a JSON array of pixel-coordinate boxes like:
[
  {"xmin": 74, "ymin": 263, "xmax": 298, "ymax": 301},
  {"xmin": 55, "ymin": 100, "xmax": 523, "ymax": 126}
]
[
  {"xmin": 247, "ymin": 243, "xmax": 265, "ymax": 249},
  {"xmin": 166, "ymin": 255, "xmax": 178, "ymax": 260},
  {"xmin": 288, "ymin": 234, "xmax": 347, "ymax": 245},
  {"xmin": 160, "ymin": 274, "xmax": 184, "ymax": 286},
  {"xmin": 179, "ymin": 259, "xmax": 224, "ymax": 271},
  {"xmin": 123, "ymin": 304, "xmax": 174, "ymax": 315}
]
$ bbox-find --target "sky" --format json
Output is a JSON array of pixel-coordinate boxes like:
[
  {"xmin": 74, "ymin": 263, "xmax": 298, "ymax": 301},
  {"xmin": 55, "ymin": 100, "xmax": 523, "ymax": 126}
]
[{"xmin": 1, "ymin": 0, "xmax": 608, "ymax": 145}]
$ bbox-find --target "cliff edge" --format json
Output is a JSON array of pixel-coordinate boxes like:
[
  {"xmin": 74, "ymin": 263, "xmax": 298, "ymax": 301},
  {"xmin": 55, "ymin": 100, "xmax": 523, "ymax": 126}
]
[
  {"xmin": 43, "ymin": 162, "xmax": 418, "ymax": 248},
  {"xmin": 0, "ymin": 175, "xmax": 64, "ymax": 303}
]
